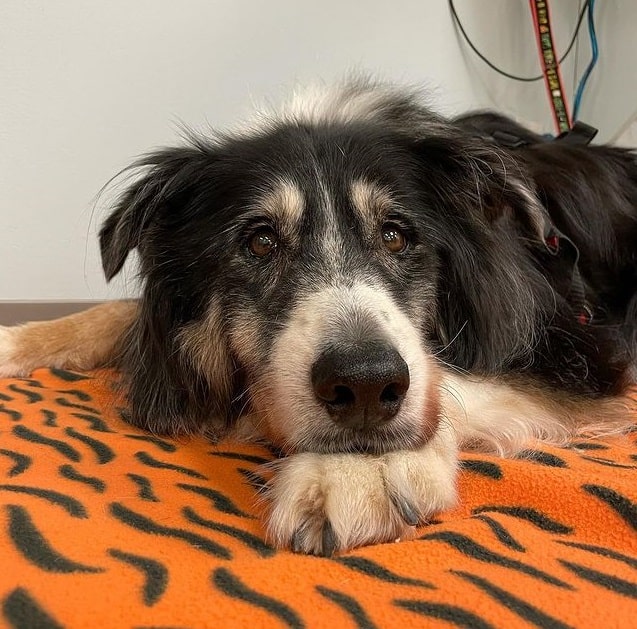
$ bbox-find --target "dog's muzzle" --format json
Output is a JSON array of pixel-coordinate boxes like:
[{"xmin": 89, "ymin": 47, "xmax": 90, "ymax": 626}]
[{"xmin": 311, "ymin": 340, "xmax": 410, "ymax": 431}]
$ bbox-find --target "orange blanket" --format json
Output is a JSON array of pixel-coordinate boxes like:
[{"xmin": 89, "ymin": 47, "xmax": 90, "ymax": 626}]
[{"xmin": 0, "ymin": 368, "xmax": 635, "ymax": 628}]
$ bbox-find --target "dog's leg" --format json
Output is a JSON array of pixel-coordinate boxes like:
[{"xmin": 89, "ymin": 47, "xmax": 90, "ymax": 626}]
[
  {"xmin": 0, "ymin": 301, "xmax": 138, "ymax": 377},
  {"xmin": 442, "ymin": 374, "xmax": 637, "ymax": 454},
  {"xmin": 265, "ymin": 421, "xmax": 458, "ymax": 555}
]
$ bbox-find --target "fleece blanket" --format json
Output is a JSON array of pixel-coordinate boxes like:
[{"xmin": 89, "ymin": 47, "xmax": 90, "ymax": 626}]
[{"xmin": 0, "ymin": 368, "xmax": 635, "ymax": 629}]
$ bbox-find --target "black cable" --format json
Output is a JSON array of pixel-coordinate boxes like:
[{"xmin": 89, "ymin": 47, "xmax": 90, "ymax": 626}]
[{"xmin": 449, "ymin": 0, "xmax": 590, "ymax": 82}]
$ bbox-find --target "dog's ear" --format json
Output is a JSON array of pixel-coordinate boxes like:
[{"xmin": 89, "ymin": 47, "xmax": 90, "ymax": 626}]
[
  {"xmin": 100, "ymin": 145, "xmax": 237, "ymax": 437},
  {"xmin": 99, "ymin": 146, "xmax": 213, "ymax": 280},
  {"xmin": 414, "ymin": 133, "xmax": 548, "ymax": 240},
  {"xmin": 412, "ymin": 135, "xmax": 552, "ymax": 371}
]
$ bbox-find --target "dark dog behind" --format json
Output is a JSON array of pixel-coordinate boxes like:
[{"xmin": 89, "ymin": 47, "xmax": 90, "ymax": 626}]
[
  {"xmin": 1, "ymin": 79, "xmax": 635, "ymax": 554},
  {"xmin": 456, "ymin": 110, "xmax": 637, "ymax": 383}
]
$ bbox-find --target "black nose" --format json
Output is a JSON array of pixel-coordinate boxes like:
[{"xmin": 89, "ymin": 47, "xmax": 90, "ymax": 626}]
[{"xmin": 311, "ymin": 341, "xmax": 410, "ymax": 430}]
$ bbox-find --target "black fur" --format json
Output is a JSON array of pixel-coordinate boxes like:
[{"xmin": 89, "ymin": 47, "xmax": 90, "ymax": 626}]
[
  {"xmin": 99, "ymin": 88, "xmax": 637, "ymax": 437},
  {"xmin": 456, "ymin": 112, "xmax": 637, "ymax": 388}
]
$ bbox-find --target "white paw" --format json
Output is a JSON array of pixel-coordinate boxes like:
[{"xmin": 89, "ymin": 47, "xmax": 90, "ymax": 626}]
[
  {"xmin": 0, "ymin": 326, "xmax": 23, "ymax": 378},
  {"xmin": 265, "ymin": 426, "xmax": 458, "ymax": 555}
]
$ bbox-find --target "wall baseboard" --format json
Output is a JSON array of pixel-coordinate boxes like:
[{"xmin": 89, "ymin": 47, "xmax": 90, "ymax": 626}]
[{"xmin": 0, "ymin": 301, "xmax": 104, "ymax": 326}]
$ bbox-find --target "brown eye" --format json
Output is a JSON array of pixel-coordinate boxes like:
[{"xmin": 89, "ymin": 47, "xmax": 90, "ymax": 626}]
[
  {"xmin": 381, "ymin": 222, "xmax": 408, "ymax": 253},
  {"xmin": 248, "ymin": 229, "xmax": 278, "ymax": 258}
]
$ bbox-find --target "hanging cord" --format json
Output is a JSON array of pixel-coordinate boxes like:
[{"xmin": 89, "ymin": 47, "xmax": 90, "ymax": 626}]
[
  {"xmin": 572, "ymin": 0, "xmax": 598, "ymax": 121},
  {"xmin": 448, "ymin": 0, "xmax": 590, "ymax": 82}
]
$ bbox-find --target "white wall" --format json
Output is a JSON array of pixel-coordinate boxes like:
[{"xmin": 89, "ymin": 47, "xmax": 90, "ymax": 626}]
[
  {"xmin": 449, "ymin": 0, "xmax": 637, "ymax": 141},
  {"xmin": 1, "ymin": 1, "xmax": 635, "ymax": 300}
]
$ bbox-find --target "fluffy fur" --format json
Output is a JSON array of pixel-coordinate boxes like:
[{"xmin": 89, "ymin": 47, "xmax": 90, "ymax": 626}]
[{"xmin": 1, "ymin": 78, "xmax": 636, "ymax": 555}]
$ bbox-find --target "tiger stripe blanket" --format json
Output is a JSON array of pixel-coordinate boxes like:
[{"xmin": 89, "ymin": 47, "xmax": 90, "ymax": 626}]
[{"xmin": 0, "ymin": 369, "xmax": 635, "ymax": 628}]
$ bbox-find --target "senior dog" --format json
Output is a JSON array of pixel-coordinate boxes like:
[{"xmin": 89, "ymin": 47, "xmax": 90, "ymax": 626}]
[{"xmin": 1, "ymin": 79, "xmax": 635, "ymax": 555}]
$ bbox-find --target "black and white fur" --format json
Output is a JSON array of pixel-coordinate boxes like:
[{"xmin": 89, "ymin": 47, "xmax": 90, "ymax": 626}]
[{"xmin": 1, "ymin": 78, "xmax": 636, "ymax": 554}]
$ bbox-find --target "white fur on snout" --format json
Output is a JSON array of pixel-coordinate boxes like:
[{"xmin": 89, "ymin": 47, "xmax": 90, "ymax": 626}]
[
  {"xmin": 265, "ymin": 423, "xmax": 458, "ymax": 553},
  {"xmin": 257, "ymin": 282, "xmax": 433, "ymax": 452},
  {"xmin": 0, "ymin": 327, "xmax": 21, "ymax": 377}
]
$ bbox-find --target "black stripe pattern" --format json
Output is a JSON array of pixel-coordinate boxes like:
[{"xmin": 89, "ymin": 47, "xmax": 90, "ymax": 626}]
[
  {"xmin": 0, "ymin": 370, "xmax": 634, "ymax": 628},
  {"xmin": 472, "ymin": 506, "xmax": 573, "ymax": 534},
  {"xmin": 2, "ymin": 588, "xmax": 64, "ymax": 629},
  {"xmin": 451, "ymin": 570, "xmax": 575, "ymax": 629},
  {"xmin": 12, "ymin": 425, "xmax": 81, "ymax": 462},
  {"xmin": 212, "ymin": 568, "xmax": 304, "ymax": 629},
  {"xmin": 335, "ymin": 556, "xmax": 435, "ymax": 589},
  {"xmin": 127, "ymin": 473, "xmax": 160, "ymax": 502},
  {"xmin": 0, "ymin": 485, "xmax": 87, "ymax": 518},
  {"xmin": 6, "ymin": 505, "xmax": 102, "ymax": 573},
  {"xmin": 317, "ymin": 586, "xmax": 378, "ymax": 629},
  {"xmin": 176, "ymin": 483, "xmax": 253, "ymax": 518},
  {"xmin": 395, "ymin": 599, "xmax": 496, "ymax": 629},
  {"xmin": 110, "ymin": 502, "xmax": 231, "ymax": 559},
  {"xmin": 135, "ymin": 452, "xmax": 207, "ymax": 480},
  {"xmin": 460, "ymin": 459, "xmax": 503, "ymax": 479},
  {"xmin": 420, "ymin": 531, "xmax": 572, "ymax": 588},
  {"xmin": 58, "ymin": 464, "xmax": 106, "ymax": 493},
  {"xmin": 582, "ymin": 484, "xmax": 637, "ymax": 531},
  {"xmin": 65, "ymin": 427, "xmax": 115, "ymax": 464},
  {"xmin": 182, "ymin": 507, "xmax": 274, "ymax": 557},
  {"xmin": 0, "ymin": 449, "xmax": 31, "ymax": 477},
  {"xmin": 108, "ymin": 549, "xmax": 169, "ymax": 606}
]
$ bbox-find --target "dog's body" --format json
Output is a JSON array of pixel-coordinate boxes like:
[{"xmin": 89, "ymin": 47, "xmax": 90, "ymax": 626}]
[{"xmin": 1, "ymin": 79, "xmax": 636, "ymax": 555}]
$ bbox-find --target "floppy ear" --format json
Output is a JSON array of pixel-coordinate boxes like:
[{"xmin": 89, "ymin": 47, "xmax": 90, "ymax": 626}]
[
  {"xmin": 100, "ymin": 146, "xmax": 237, "ymax": 437},
  {"xmin": 99, "ymin": 146, "xmax": 214, "ymax": 280},
  {"xmin": 412, "ymin": 135, "xmax": 552, "ymax": 371}
]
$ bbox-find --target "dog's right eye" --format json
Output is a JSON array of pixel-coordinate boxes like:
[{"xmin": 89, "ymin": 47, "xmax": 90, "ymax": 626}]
[
  {"xmin": 381, "ymin": 222, "xmax": 408, "ymax": 254},
  {"xmin": 248, "ymin": 228, "xmax": 278, "ymax": 258}
]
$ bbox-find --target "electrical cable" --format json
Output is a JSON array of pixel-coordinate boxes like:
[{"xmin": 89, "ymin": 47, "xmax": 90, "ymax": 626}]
[
  {"xmin": 448, "ymin": 0, "xmax": 590, "ymax": 82},
  {"xmin": 572, "ymin": 0, "xmax": 598, "ymax": 120}
]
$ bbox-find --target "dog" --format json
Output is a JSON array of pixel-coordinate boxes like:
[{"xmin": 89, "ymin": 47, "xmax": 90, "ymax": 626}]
[{"xmin": 1, "ymin": 78, "xmax": 636, "ymax": 555}]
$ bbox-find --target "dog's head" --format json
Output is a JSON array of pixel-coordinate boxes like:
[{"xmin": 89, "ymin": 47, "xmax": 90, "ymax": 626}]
[{"xmin": 100, "ymin": 79, "xmax": 551, "ymax": 453}]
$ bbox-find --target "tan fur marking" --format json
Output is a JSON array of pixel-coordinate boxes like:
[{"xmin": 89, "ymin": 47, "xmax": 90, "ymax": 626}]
[
  {"xmin": 229, "ymin": 308, "xmax": 266, "ymax": 368},
  {"xmin": 350, "ymin": 179, "xmax": 394, "ymax": 228},
  {"xmin": 259, "ymin": 179, "xmax": 305, "ymax": 235},
  {"xmin": 177, "ymin": 299, "xmax": 233, "ymax": 401},
  {"xmin": 0, "ymin": 301, "xmax": 137, "ymax": 377}
]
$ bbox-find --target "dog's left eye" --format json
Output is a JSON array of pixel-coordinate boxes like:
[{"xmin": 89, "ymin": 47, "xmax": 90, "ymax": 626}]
[
  {"xmin": 381, "ymin": 222, "xmax": 408, "ymax": 253},
  {"xmin": 248, "ymin": 228, "xmax": 278, "ymax": 258}
]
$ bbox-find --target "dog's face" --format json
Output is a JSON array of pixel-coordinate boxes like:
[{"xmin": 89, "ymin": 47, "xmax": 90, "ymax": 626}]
[
  {"xmin": 100, "ymin": 81, "xmax": 549, "ymax": 452},
  {"xmin": 214, "ymin": 125, "xmax": 445, "ymax": 454}
]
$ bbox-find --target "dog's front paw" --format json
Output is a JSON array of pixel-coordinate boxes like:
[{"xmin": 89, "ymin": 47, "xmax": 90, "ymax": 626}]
[{"xmin": 265, "ymin": 428, "xmax": 458, "ymax": 555}]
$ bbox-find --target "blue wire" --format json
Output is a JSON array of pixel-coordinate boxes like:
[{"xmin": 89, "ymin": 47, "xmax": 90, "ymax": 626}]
[{"xmin": 572, "ymin": 0, "xmax": 599, "ymax": 121}]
